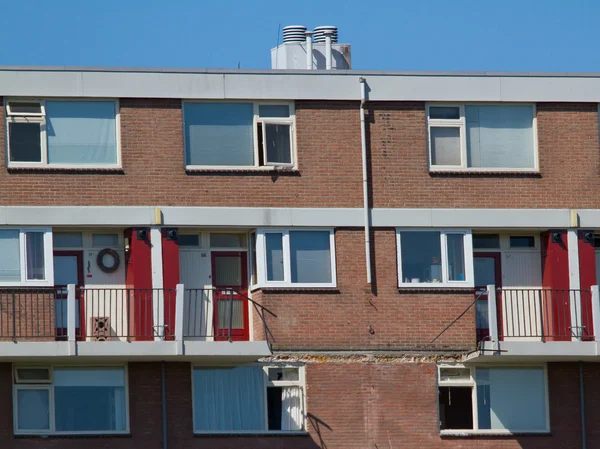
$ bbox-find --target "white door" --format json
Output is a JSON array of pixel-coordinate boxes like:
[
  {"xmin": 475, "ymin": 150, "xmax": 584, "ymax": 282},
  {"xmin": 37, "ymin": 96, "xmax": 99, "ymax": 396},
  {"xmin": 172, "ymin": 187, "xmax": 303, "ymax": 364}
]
[{"xmin": 179, "ymin": 250, "xmax": 213, "ymax": 340}]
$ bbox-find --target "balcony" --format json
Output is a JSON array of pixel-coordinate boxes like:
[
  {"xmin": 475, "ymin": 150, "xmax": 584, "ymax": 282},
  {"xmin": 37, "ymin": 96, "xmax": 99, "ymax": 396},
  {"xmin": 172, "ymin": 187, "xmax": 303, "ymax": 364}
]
[
  {"xmin": 0, "ymin": 286, "xmax": 275, "ymax": 361},
  {"xmin": 473, "ymin": 285, "xmax": 600, "ymax": 362}
]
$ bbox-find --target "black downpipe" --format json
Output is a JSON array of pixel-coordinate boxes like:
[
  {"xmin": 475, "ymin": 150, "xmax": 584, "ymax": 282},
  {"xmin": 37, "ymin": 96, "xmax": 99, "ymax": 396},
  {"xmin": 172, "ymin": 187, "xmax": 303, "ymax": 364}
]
[{"xmin": 162, "ymin": 362, "xmax": 168, "ymax": 449}]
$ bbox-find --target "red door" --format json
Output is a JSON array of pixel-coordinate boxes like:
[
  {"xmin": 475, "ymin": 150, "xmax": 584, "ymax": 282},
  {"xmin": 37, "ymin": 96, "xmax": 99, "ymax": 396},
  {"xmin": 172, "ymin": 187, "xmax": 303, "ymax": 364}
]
[
  {"xmin": 211, "ymin": 252, "xmax": 249, "ymax": 341},
  {"xmin": 53, "ymin": 251, "xmax": 85, "ymax": 341},
  {"xmin": 474, "ymin": 252, "xmax": 502, "ymax": 343}
]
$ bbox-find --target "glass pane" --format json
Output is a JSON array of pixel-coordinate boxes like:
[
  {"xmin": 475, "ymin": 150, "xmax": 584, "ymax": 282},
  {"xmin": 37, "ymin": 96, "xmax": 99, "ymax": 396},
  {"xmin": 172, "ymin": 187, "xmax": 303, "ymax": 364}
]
[
  {"xmin": 9, "ymin": 122, "xmax": 42, "ymax": 162},
  {"xmin": 184, "ymin": 102, "xmax": 254, "ymax": 166},
  {"xmin": 431, "ymin": 127, "xmax": 461, "ymax": 166},
  {"xmin": 9, "ymin": 102, "xmax": 42, "ymax": 114},
  {"xmin": 400, "ymin": 231, "xmax": 441, "ymax": 283},
  {"xmin": 474, "ymin": 257, "xmax": 496, "ymax": 287},
  {"xmin": 178, "ymin": 235, "xmax": 200, "ymax": 246},
  {"xmin": 290, "ymin": 231, "xmax": 332, "ymax": 284},
  {"xmin": 0, "ymin": 230, "xmax": 21, "ymax": 282},
  {"xmin": 268, "ymin": 386, "xmax": 302, "ymax": 431},
  {"xmin": 53, "ymin": 232, "xmax": 83, "ymax": 248},
  {"xmin": 429, "ymin": 106, "xmax": 460, "ymax": 120},
  {"xmin": 17, "ymin": 389, "xmax": 50, "ymax": 430},
  {"xmin": 264, "ymin": 124, "xmax": 292, "ymax": 164},
  {"xmin": 476, "ymin": 299, "xmax": 489, "ymax": 329},
  {"xmin": 446, "ymin": 234, "xmax": 465, "ymax": 281},
  {"xmin": 26, "ymin": 232, "xmax": 45, "ymax": 280},
  {"xmin": 54, "ymin": 367, "xmax": 126, "ymax": 432},
  {"xmin": 218, "ymin": 299, "xmax": 244, "ymax": 329},
  {"xmin": 259, "ymin": 105, "xmax": 290, "ymax": 118},
  {"xmin": 439, "ymin": 368, "xmax": 470, "ymax": 383},
  {"xmin": 250, "ymin": 233, "xmax": 257, "ymax": 285},
  {"xmin": 46, "ymin": 101, "xmax": 117, "ymax": 164},
  {"xmin": 92, "ymin": 233, "xmax": 119, "ymax": 247},
  {"xmin": 193, "ymin": 367, "xmax": 265, "ymax": 431},
  {"xmin": 466, "ymin": 105, "xmax": 534, "ymax": 169},
  {"xmin": 268, "ymin": 367, "xmax": 299, "ymax": 382},
  {"xmin": 214, "ymin": 256, "xmax": 242, "ymax": 286},
  {"xmin": 16, "ymin": 368, "xmax": 51, "ymax": 382},
  {"xmin": 265, "ymin": 234, "xmax": 284, "ymax": 281},
  {"xmin": 210, "ymin": 234, "xmax": 244, "ymax": 248},
  {"xmin": 54, "ymin": 255, "xmax": 79, "ymax": 286},
  {"xmin": 473, "ymin": 234, "xmax": 500, "ymax": 249},
  {"xmin": 476, "ymin": 368, "xmax": 546, "ymax": 431},
  {"xmin": 509, "ymin": 236, "xmax": 535, "ymax": 248}
]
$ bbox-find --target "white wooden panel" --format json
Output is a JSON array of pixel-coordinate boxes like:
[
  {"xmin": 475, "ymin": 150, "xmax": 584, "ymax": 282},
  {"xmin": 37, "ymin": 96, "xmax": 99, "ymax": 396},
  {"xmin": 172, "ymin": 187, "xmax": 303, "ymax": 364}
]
[
  {"xmin": 179, "ymin": 250, "xmax": 213, "ymax": 341},
  {"xmin": 501, "ymin": 251, "xmax": 543, "ymax": 341}
]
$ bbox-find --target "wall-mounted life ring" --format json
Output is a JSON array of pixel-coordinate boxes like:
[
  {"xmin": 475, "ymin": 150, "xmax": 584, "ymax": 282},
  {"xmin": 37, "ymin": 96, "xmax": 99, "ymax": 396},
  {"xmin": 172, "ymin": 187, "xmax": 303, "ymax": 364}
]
[{"xmin": 96, "ymin": 248, "xmax": 121, "ymax": 274}]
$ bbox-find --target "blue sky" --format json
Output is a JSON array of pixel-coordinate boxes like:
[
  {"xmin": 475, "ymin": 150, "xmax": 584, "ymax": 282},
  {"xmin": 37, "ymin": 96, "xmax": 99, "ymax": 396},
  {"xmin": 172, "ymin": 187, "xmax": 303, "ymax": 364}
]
[{"xmin": 1, "ymin": 0, "xmax": 598, "ymax": 72}]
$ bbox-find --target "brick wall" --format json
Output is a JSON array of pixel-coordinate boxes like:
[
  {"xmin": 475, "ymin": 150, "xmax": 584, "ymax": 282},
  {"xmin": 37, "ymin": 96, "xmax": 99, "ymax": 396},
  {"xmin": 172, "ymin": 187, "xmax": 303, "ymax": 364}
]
[
  {"xmin": 253, "ymin": 229, "xmax": 475, "ymax": 351},
  {"xmin": 0, "ymin": 291, "xmax": 56, "ymax": 341},
  {"xmin": 0, "ymin": 361, "xmax": 594, "ymax": 449},
  {"xmin": 367, "ymin": 102, "xmax": 600, "ymax": 209}
]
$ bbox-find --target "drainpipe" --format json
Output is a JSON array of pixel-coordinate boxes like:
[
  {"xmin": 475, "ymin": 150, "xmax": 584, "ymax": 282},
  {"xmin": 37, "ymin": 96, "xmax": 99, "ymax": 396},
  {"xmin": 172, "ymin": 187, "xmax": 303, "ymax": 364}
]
[
  {"xmin": 305, "ymin": 31, "xmax": 313, "ymax": 70},
  {"xmin": 359, "ymin": 77, "xmax": 371, "ymax": 284},
  {"xmin": 162, "ymin": 362, "xmax": 168, "ymax": 449},
  {"xmin": 580, "ymin": 361, "xmax": 587, "ymax": 449},
  {"xmin": 324, "ymin": 30, "xmax": 333, "ymax": 70}
]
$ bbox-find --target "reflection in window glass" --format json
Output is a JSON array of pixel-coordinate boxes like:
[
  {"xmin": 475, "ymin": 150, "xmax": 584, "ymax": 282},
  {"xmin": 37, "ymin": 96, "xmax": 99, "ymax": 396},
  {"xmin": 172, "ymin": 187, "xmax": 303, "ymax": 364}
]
[{"xmin": 0, "ymin": 230, "xmax": 21, "ymax": 282}]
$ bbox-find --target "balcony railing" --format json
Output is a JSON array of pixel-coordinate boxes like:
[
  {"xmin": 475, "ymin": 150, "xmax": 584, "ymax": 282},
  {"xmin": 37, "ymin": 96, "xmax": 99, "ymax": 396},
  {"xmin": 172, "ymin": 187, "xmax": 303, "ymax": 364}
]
[
  {"xmin": 481, "ymin": 285, "xmax": 600, "ymax": 343},
  {"xmin": 0, "ymin": 285, "xmax": 276, "ymax": 348}
]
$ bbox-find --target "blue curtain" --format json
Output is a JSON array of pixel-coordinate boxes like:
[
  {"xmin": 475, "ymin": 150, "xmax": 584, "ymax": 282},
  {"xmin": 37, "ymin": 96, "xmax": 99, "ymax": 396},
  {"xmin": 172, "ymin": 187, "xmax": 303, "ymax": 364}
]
[
  {"xmin": 46, "ymin": 101, "xmax": 117, "ymax": 164},
  {"xmin": 184, "ymin": 103, "xmax": 254, "ymax": 166},
  {"xmin": 466, "ymin": 105, "xmax": 534, "ymax": 169},
  {"xmin": 193, "ymin": 366, "xmax": 265, "ymax": 431}
]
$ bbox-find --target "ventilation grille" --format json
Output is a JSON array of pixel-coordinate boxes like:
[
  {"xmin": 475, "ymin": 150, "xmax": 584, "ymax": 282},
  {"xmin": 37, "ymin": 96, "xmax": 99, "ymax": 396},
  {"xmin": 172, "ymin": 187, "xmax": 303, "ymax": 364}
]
[{"xmin": 90, "ymin": 316, "xmax": 111, "ymax": 341}]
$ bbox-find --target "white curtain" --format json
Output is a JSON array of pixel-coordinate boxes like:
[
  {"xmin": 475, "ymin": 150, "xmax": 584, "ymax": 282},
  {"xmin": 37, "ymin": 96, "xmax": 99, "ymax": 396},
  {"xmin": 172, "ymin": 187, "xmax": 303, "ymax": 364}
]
[{"xmin": 281, "ymin": 387, "xmax": 303, "ymax": 431}]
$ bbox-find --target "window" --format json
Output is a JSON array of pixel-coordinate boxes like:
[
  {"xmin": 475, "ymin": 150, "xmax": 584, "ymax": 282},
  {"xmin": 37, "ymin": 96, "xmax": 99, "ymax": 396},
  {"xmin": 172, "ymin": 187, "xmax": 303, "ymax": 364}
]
[
  {"xmin": 210, "ymin": 233, "xmax": 246, "ymax": 248},
  {"xmin": 255, "ymin": 229, "xmax": 336, "ymax": 288},
  {"xmin": 92, "ymin": 233, "xmax": 119, "ymax": 247},
  {"xmin": 178, "ymin": 234, "xmax": 200, "ymax": 247},
  {"xmin": 397, "ymin": 230, "xmax": 473, "ymax": 287},
  {"xmin": 192, "ymin": 365, "xmax": 304, "ymax": 433},
  {"xmin": 438, "ymin": 365, "xmax": 549, "ymax": 434},
  {"xmin": 53, "ymin": 232, "xmax": 83, "ymax": 248},
  {"xmin": 509, "ymin": 236, "xmax": 535, "ymax": 248},
  {"xmin": 427, "ymin": 104, "xmax": 537, "ymax": 171},
  {"xmin": 13, "ymin": 366, "xmax": 128, "ymax": 435},
  {"xmin": 0, "ymin": 229, "xmax": 52, "ymax": 286},
  {"xmin": 184, "ymin": 102, "xmax": 295, "ymax": 169},
  {"xmin": 473, "ymin": 234, "xmax": 500, "ymax": 249},
  {"xmin": 6, "ymin": 99, "xmax": 119, "ymax": 167}
]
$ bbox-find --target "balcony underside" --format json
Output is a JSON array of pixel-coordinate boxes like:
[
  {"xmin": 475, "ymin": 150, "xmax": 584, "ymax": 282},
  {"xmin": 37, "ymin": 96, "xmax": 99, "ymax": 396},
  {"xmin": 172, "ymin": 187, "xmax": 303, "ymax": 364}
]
[
  {"xmin": 468, "ymin": 340, "xmax": 600, "ymax": 362},
  {"xmin": 0, "ymin": 340, "xmax": 271, "ymax": 362}
]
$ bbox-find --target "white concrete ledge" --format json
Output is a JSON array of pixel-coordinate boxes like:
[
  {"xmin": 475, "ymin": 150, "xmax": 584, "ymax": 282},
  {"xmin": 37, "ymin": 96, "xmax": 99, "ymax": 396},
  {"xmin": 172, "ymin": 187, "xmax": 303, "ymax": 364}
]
[{"xmin": 469, "ymin": 341, "xmax": 600, "ymax": 362}]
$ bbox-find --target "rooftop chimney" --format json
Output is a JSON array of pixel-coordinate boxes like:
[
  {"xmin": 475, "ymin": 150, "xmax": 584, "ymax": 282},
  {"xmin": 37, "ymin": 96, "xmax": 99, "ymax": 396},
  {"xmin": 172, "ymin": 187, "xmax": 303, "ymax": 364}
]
[{"xmin": 271, "ymin": 25, "xmax": 351, "ymax": 70}]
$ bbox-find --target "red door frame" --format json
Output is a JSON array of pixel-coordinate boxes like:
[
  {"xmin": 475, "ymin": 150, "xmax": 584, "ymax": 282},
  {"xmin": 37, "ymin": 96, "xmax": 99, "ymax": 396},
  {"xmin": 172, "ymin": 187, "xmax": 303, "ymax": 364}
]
[
  {"xmin": 53, "ymin": 251, "xmax": 86, "ymax": 341},
  {"xmin": 211, "ymin": 251, "xmax": 249, "ymax": 341},
  {"xmin": 474, "ymin": 252, "xmax": 502, "ymax": 343}
]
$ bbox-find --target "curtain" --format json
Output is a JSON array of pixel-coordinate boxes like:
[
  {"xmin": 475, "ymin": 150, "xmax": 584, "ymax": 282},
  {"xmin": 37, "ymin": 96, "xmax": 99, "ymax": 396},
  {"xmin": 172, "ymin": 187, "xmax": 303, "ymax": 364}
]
[
  {"xmin": 281, "ymin": 387, "xmax": 302, "ymax": 431},
  {"xmin": 193, "ymin": 366, "xmax": 265, "ymax": 431},
  {"xmin": 0, "ymin": 230, "xmax": 20, "ymax": 282},
  {"xmin": 25, "ymin": 232, "xmax": 45, "ymax": 280},
  {"xmin": 466, "ymin": 105, "xmax": 534, "ymax": 169},
  {"xmin": 46, "ymin": 101, "xmax": 117, "ymax": 164},
  {"xmin": 184, "ymin": 103, "xmax": 254, "ymax": 166},
  {"xmin": 476, "ymin": 368, "xmax": 546, "ymax": 431},
  {"xmin": 430, "ymin": 127, "xmax": 461, "ymax": 165},
  {"xmin": 289, "ymin": 231, "xmax": 331, "ymax": 283}
]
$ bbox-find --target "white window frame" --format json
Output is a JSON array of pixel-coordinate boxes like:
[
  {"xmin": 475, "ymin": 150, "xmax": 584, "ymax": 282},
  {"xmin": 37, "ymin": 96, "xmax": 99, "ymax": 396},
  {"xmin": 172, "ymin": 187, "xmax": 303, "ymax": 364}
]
[
  {"xmin": 426, "ymin": 103, "xmax": 539, "ymax": 172},
  {"xmin": 191, "ymin": 363, "xmax": 306, "ymax": 435},
  {"xmin": 472, "ymin": 233, "xmax": 540, "ymax": 253},
  {"xmin": 5, "ymin": 98, "xmax": 121, "ymax": 169},
  {"xmin": 0, "ymin": 228, "xmax": 54, "ymax": 287},
  {"xmin": 14, "ymin": 366, "xmax": 52, "ymax": 384},
  {"xmin": 183, "ymin": 100, "xmax": 296, "ymax": 171},
  {"xmin": 396, "ymin": 229, "xmax": 473, "ymax": 288},
  {"xmin": 13, "ymin": 364, "xmax": 130, "ymax": 436},
  {"xmin": 438, "ymin": 364, "xmax": 550, "ymax": 435},
  {"xmin": 255, "ymin": 228, "xmax": 337, "ymax": 288}
]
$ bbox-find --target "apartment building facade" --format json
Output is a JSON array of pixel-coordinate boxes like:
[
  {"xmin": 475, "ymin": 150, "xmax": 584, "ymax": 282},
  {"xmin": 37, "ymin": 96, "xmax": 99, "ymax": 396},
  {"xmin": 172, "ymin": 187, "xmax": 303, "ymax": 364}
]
[{"xmin": 1, "ymin": 37, "xmax": 600, "ymax": 448}]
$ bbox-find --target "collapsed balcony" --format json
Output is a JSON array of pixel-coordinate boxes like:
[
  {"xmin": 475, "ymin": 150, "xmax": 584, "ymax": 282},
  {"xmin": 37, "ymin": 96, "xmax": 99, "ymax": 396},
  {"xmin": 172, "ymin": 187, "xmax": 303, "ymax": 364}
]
[{"xmin": 0, "ymin": 286, "xmax": 275, "ymax": 360}]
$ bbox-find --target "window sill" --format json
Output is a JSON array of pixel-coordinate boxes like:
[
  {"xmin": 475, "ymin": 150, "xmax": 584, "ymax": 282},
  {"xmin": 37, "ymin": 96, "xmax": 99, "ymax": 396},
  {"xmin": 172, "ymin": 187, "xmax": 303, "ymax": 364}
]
[
  {"xmin": 185, "ymin": 166, "xmax": 299, "ymax": 175},
  {"xmin": 8, "ymin": 165, "xmax": 124, "ymax": 174},
  {"xmin": 429, "ymin": 169, "xmax": 541, "ymax": 178},
  {"xmin": 194, "ymin": 431, "xmax": 308, "ymax": 437},
  {"xmin": 440, "ymin": 430, "xmax": 551, "ymax": 438},
  {"xmin": 15, "ymin": 432, "xmax": 131, "ymax": 438},
  {"xmin": 252, "ymin": 286, "xmax": 340, "ymax": 294},
  {"xmin": 398, "ymin": 286, "xmax": 474, "ymax": 294}
]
